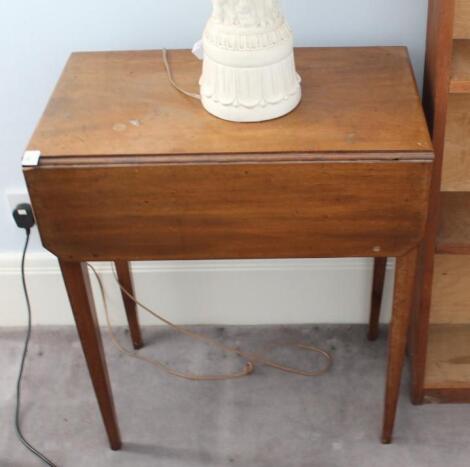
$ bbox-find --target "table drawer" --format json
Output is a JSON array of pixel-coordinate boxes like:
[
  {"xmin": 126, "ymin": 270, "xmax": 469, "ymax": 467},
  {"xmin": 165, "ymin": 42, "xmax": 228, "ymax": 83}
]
[{"xmin": 25, "ymin": 160, "xmax": 432, "ymax": 261}]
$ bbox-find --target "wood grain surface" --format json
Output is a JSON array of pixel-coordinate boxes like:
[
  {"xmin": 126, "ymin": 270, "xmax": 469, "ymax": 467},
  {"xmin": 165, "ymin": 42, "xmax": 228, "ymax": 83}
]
[
  {"xmin": 382, "ymin": 247, "xmax": 419, "ymax": 444},
  {"xmin": 59, "ymin": 261, "xmax": 122, "ymax": 450},
  {"xmin": 25, "ymin": 161, "xmax": 432, "ymax": 261},
  {"xmin": 454, "ymin": 0, "xmax": 470, "ymax": 38},
  {"xmin": 27, "ymin": 47, "xmax": 432, "ymax": 158},
  {"xmin": 368, "ymin": 258, "xmax": 387, "ymax": 341},
  {"xmin": 115, "ymin": 261, "xmax": 143, "ymax": 349},
  {"xmin": 437, "ymin": 191, "xmax": 470, "ymax": 253},
  {"xmin": 412, "ymin": 0, "xmax": 457, "ymax": 405},
  {"xmin": 442, "ymin": 94, "xmax": 470, "ymax": 191},
  {"xmin": 430, "ymin": 255, "xmax": 470, "ymax": 324},
  {"xmin": 425, "ymin": 324, "xmax": 470, "ymax": 390}
]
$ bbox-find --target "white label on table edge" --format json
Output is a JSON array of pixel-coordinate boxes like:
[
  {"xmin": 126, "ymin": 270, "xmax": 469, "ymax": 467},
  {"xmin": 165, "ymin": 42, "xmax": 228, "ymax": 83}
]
[{"xmin": 22, "ymin": 150, "xmax": 41, "ymax": 167}]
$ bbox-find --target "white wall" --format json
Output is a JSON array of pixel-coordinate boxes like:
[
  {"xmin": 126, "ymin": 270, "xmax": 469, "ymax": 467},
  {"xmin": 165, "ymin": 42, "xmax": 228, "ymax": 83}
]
[{"xmin": 0, "ymin": 0, "xmax": 427, "ymax": 326}]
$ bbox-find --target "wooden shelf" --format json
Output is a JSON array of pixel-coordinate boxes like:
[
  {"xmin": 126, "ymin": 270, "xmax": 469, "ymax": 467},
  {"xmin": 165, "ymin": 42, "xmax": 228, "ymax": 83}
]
[
  {"xmin": 424, "ymin": 325, "xmax": 470, "ymax": 393},
  {"xmin": 450, "ymin": 40, "xmax": 470, "ymax": 93},
  {"xmin": 437, "ymin": 192, "xmax": 470, "ymax": 254},
  {"xmin": 441, "ymin": 94, "xmax": 470, "ymax": 191},
  {"xmin": 454, "ymin": 0, "xmax": 470, "ymax": 39}
]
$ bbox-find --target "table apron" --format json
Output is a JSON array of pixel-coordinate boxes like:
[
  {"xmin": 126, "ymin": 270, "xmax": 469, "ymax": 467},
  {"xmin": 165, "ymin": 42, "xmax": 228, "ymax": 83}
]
[{"xmin": 24, "ymin": 160, "xmax": 432, "ymax": 261}]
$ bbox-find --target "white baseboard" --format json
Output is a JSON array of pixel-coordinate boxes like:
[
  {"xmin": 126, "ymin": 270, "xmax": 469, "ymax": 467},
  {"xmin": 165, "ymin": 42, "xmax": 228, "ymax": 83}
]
[{"xmin": 0, "ymin": 252, "xmax": 395, "ymax": 327}]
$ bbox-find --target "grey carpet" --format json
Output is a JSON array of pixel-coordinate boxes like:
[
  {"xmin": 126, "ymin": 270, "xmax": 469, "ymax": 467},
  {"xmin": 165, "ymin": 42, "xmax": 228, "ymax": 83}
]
[{"xmin": 1, "ymin": 325, "xmax": 469, "ymax": 467}]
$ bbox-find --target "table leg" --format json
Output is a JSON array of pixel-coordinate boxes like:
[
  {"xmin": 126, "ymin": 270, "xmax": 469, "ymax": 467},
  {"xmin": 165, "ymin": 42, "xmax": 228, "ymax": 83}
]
[
  {"xmin": 381, "ymin": 248, "xmax": 418, "ymax": 444},
  {"xmin": 115, "ymin": 261, "xmax": 144, "ymax": 350},
  {"xmin": 59, "ymin": 260, "xmax": 122, "ymax": 450},
  {"xmin": 368, "ymin": 257, "xmax": 387, "ymax": 341}
]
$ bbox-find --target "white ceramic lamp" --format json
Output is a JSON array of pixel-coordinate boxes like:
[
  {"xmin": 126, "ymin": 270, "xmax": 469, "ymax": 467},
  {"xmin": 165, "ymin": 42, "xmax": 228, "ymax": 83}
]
[{"xmin": 200, "ymin": 0, "xmax": 302, "ymax": 122}]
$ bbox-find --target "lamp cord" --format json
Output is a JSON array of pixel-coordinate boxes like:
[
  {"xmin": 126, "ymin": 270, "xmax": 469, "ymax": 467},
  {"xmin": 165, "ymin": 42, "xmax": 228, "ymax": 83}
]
[
  {"xmin": 162, "ymin": 49, "xmax": 201, "ymax": 100},
  {"xmin": 88, "ymin": 263, "xmax": 333, "ymax": 382},
  {"xmin": 15, "ymin": 229, "xmax": 57, "ymax": 466}
]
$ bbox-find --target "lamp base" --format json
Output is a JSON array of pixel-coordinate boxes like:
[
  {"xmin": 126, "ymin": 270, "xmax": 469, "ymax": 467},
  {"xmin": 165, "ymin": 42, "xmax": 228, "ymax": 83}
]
[
  {"xmin": 201, "ymin": 89, "xmax": 301, "ymax": 123},
  {"xmin": 200, "ymin": 50, "xmax": 302, "ymax": 123}
]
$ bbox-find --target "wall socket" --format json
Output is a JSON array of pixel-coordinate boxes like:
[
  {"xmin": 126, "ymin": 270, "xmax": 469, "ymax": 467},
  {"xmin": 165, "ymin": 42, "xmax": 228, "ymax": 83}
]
[{"xmin": 6, "ymin": 191, "xmax": 31, "ymax": 214}]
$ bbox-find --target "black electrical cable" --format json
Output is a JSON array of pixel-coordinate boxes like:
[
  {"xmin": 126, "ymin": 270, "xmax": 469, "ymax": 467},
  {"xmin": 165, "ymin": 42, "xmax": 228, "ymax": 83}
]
[{"xmin": 15, "ymin": 228, "xmax": 57, "ymax": 466}]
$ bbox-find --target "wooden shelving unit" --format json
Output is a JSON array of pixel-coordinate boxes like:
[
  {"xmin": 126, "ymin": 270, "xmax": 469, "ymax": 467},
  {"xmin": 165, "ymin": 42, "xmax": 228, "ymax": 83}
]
[{"xmin": 412, "ymin": 0, "xmax": 470, "ymax": 404}]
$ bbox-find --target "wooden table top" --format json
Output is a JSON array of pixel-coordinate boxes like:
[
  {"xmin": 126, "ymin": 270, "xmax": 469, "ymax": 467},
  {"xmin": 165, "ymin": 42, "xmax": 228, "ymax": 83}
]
[{"xmin": 27, "ymin": 47, "xmax": 432, "ymax": 162}]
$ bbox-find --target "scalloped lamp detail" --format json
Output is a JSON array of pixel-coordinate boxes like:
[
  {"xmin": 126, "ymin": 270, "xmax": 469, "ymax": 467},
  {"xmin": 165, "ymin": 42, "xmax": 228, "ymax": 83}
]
[{"xmin": 200, "ymin": 0, "xmax": 302, "ymax": 122}]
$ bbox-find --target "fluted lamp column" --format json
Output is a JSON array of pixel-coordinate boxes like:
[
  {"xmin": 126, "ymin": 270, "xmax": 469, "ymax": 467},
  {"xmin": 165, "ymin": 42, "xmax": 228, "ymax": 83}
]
[{"xmin": 200, "ymin": 0, "xmax": 302, "ymax": 122}]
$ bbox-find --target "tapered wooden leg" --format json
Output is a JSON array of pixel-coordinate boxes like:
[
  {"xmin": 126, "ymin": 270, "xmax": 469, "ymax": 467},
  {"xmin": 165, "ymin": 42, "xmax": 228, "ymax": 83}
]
[
  {"xmin": 60, "ymin": 260, "xmax": 122, "ymax": 451},
  {"xmin": 368, "ymin": 258, "xmax": 387, "ymax": 341},
  {"xmin": 381, "ymin": 248, "xmax": 418, "ymax": 444},
  {"xmin": 115, "ymin": 261, "xmax": 143, "ymax": 350}
]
